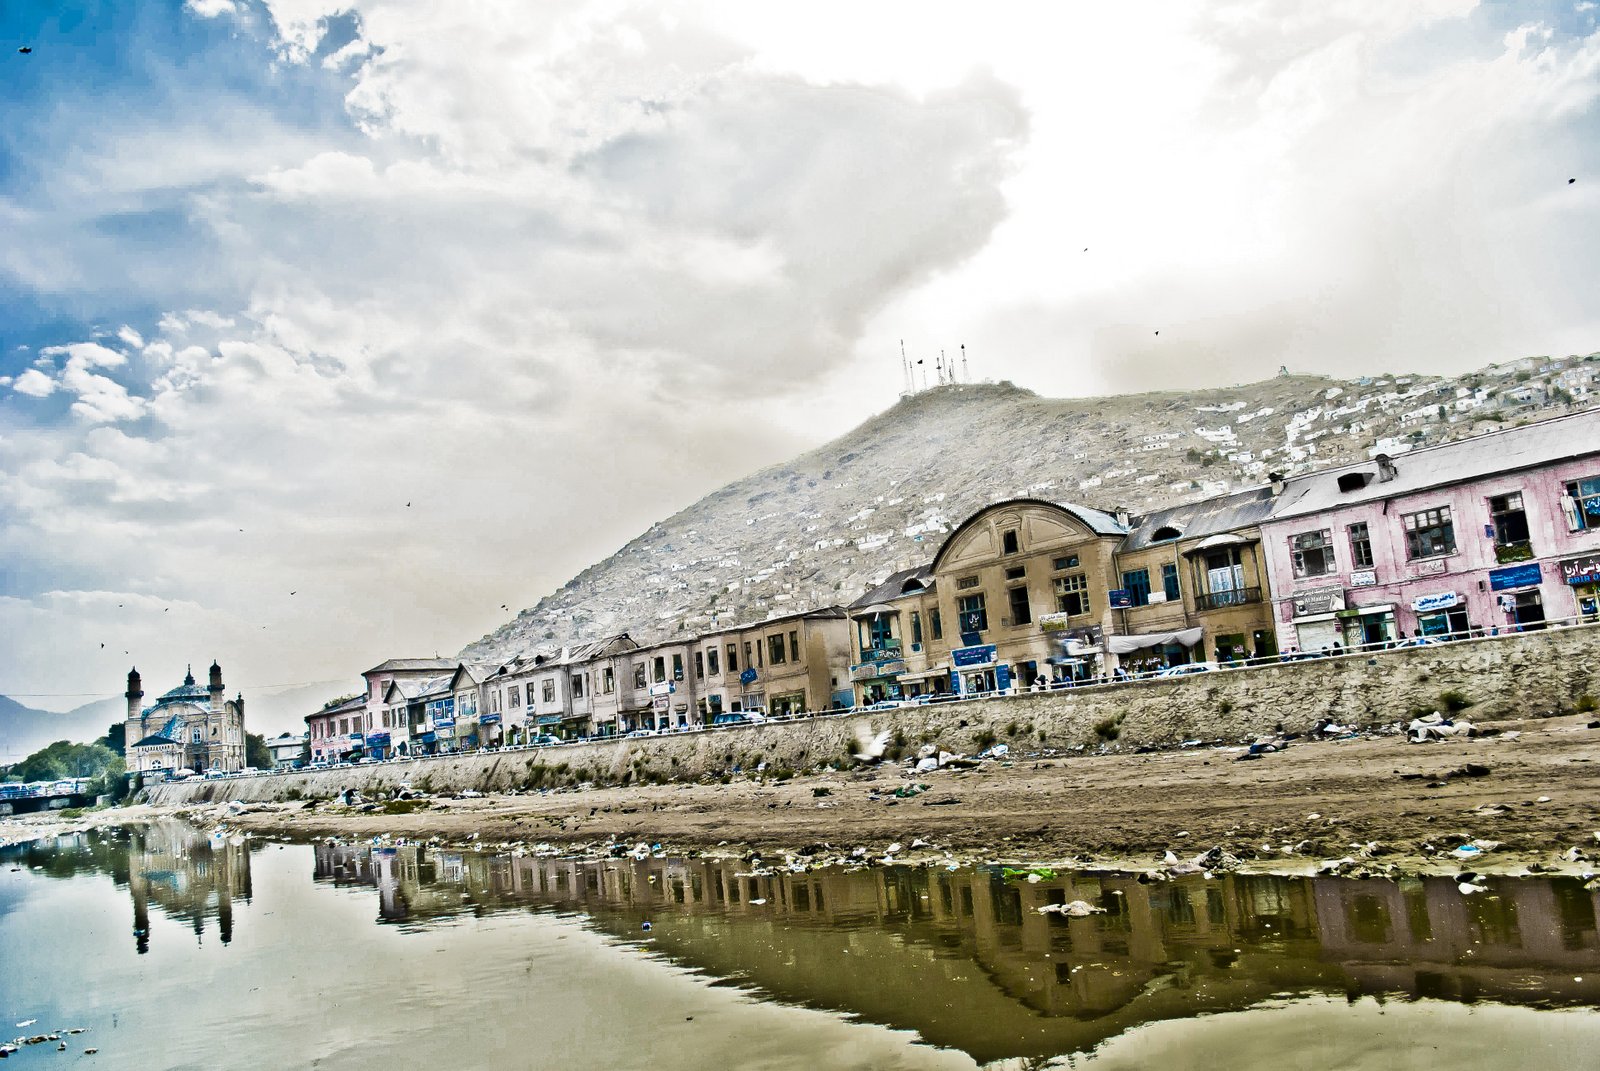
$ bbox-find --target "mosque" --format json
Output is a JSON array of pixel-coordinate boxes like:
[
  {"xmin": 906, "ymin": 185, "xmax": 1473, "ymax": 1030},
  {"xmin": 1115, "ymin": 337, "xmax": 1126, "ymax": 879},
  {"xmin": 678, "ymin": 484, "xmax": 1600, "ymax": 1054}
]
[{"xmin": 124, "ymin": 663, "xmax": 247, "ymax": 776}]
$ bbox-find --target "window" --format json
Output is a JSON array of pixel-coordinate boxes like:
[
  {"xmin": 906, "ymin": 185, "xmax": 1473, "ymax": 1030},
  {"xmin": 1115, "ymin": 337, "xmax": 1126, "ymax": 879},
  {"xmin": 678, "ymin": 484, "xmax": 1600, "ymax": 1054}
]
[
  {"xmin": 767, "ymin": 634, "xmax": 787, "ymax": 664},
  {"xmin": 1052, "ymin": 554, "xmax": 1080, "ymax": 571},
  {"xmin": 707, "ymin": 647, "xmax": 720, "ymax": 676},
  {"xmin": 601, "ymin": 667, "xmax": 614, "ymax": 694},
  {"xmin": 1122, "ymin": 568, "xmax": 1151, "ymax": 607},
  {"xmin": 1162, "ymin": 562, "xmax": 1180, "ymax": 602},
  {"xmin": 1008, "ymin": 585, "xmax": 1032, "ymax": 625},
  {"xmin": 1004, "ymin": 565, "xmax": 1026, "ymax": 581},
  {"xmin": 633, "ymin": 663, "xmax": 647, "ymax": 690},
  {"xmin": 570, "ymin": 673, "xmax": 585, "ymax": 699},
  {"xmin": 789, "ymin": 630, "xmax": 799, "ymax": 662},
  {"xmin": 508, "ymin": 685, "xmax": 521, "ymax": 708},
  {"xmin": 957, "ymin": 592, "xmax": 988, "ymax": 633},
  {"xmin": 956, "ymin": 575, "xmax": 980, "ymax": 590},
  {"xmin": 1002, "ymin": 529, "xmax": 1019, "ymax": 554},
  {"xmin": 1489, "ymin": 492, "xmax": 1529, "ymax": 547},
  {"xmin": 931, "ymin": 608, "xmax": 943, "ymax": 640},
  {"xmin": 1564, "ymin": 477, "xmax": 1600, "ymax": 531},
  {"xmin": 746, "ymin": 640, "xmax": 757, "ymax": 668},
  {"xmin": 1403, "ymin": 506, "xmax": 1456, "ymax": 559},
  {"xmin": 672, "ymin": 653, "xmax": 684, "ymax": 681},
  {"xmin": 1054, "ymin": 574, "xmax": 1090, "ymax": 616},
  {"xmin": 542, "ymin": 680, "xmax": 555, "ymax": 703},
  {"xmin": 652, "ymin": 656, "xmax": 666, "ymax": 683},
  {"xmin": 727, "ymin": 643, "xmax": 738, "ymax": 672},
  {"xmin": 1291, "ymin": 530, "xmax": 1336, "ymax": 577},
  {"xmin": 910, "ymin": 611, "xmax": 923, "ymax": 645},
  {"xmin": 1347, "ymin": 522, "xmax": 1374, "ymax": 569},
  {"xmin": 695, "ymin": 651, "xmax": 705, "ymax": 679},
  {"xmin": 490, "ymin": 689, "xmax": 502, "ymax": 713}
]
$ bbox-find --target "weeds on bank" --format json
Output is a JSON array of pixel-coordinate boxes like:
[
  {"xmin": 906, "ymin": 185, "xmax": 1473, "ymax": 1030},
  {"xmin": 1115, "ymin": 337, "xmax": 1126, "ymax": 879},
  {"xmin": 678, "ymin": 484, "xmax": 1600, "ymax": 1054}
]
[{"xmin": 1093, "ymin": 711, "xmax": 1126, "ymax": 742}]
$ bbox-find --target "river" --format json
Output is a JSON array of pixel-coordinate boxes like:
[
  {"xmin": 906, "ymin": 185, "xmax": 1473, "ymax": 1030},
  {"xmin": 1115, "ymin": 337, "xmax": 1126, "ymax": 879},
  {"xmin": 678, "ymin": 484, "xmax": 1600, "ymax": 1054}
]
[{"xmin": 1, "ymin": 824, "xmax": 1597, "ymax": 1069}]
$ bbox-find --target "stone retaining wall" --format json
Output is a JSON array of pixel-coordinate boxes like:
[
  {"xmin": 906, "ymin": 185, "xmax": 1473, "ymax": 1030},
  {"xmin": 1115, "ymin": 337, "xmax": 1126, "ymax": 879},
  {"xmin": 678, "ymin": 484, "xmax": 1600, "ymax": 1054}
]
[{"xmin": 143, "ymin": 624, "xmax": 1600, "ymax": 807}]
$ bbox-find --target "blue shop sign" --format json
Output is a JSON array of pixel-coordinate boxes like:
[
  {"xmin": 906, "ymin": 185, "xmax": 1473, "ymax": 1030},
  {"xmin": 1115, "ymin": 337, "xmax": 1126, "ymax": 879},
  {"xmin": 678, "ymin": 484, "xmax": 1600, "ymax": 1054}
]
[
  {"xmin": 1489, "ymin": 561, "xmax": 1542, "ymax": 591},
  {"xmin": 952, "ymin": 643, "xmax": 997, "ymax": 668},
  {"xmin": 418, "ymin": 732, "xmax": 437, "ymax": 743},
  {"xmin": 537, "ymin": 714, "xmax": 563, "ymax": 726},
  {"xmin": 1108, "ymin": 589, "xmax": 1132, "ymax": 609},
  {"xmin": 740, "ymin": 667, "xmax": 758, "ymax": 685},
  {"xmin": 479, "ymin": 713, "xmax": 502, "ymax": 725},
  {"xmin": 432, "ymin": 716, "xmax": 455, "ymax": 729},
  {"xmin": 366, "ymin": 732, "xmax": 390, "ymax": 747}
]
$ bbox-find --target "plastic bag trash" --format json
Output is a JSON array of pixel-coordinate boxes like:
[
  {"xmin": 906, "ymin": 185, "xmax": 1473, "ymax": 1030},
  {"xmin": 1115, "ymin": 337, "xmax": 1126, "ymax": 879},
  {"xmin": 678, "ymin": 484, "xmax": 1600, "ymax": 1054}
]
[
  {"xmin": 749, "ymin": 898, "xmax": 767, "ymax": 905},
  {"xmin": 1451, "ymin": 844, "xmax": 1484, "ymax": 860},
  {"xmin": 887, "ymin": 843, "xmax": 903, "ymax": 854},
  {"xmin": 915, "ymin": 757, "xmax": 939, "ymax": 773},
  {"xmin": 1458, "ymin": 882, "xmax": 1487, "ymax": 895},
  {"xmin": 1037, "ymin": 900, "xmax": 1104, "ymax": 916}
]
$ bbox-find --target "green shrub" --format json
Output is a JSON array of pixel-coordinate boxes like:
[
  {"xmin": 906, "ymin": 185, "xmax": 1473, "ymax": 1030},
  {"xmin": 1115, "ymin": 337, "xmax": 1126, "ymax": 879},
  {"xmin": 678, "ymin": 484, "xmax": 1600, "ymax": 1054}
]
[
  {"xmin": 1438, "ymin": 689, "xmax": 1473, "ymax": 712},
  {"xmin": 1092, "ymin": 714, "xmax": 1123, "ymax": 742},
  {"xmin": 1217, "ymin": 699, "xmax": 1234, "ymax": 714},
  {"xmin": 1576, "ymin": 694, "xmax": 1598, "ymax": 713},
  {"xmin": 1005, "ymin": 721, "xmax": 1020, "ymax": 737}
]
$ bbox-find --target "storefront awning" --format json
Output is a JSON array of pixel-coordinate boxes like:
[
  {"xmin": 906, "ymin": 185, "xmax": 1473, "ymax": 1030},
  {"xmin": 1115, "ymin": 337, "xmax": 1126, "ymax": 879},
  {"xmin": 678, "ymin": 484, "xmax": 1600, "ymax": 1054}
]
[
  {"xmin": 853, "ymin": 603, "xmax": 899, "ymax": 617},
  {"xmin": 1182, "ymin": 533, "xmax": 1257, "ymax": 556},
  {"xmin": 896, "ymin": 664, "xmax": 950, "ymax": 683},
  {"xmin": 1107, "ymin": 627, "xmax": 1204, "ymax": 654}
]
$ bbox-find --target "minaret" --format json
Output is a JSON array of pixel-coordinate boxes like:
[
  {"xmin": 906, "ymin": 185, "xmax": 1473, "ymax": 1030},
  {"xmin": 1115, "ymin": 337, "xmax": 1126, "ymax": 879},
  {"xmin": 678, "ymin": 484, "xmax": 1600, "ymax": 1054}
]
[
  {"xmin": 124, "ymin": 667, "xmax": 144, "ymax": 756},
  {"xmin": 209, "ymin": 661, "xmax": 224, "ymax": 710}
]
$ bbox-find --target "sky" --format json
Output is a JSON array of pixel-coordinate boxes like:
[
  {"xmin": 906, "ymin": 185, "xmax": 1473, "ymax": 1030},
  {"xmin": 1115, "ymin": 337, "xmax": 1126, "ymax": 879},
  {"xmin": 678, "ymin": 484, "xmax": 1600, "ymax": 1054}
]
[{"xmin": 1, "ymin": 0, "xmax": 1598, "ymax": 722}]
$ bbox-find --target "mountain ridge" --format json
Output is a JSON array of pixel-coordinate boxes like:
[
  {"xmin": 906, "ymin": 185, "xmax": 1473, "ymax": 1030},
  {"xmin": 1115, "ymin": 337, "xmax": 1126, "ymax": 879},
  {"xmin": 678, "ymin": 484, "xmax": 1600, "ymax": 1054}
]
[{"xmin": 462, "ymin": 358, "xmax": 1595, "ymax": 664}]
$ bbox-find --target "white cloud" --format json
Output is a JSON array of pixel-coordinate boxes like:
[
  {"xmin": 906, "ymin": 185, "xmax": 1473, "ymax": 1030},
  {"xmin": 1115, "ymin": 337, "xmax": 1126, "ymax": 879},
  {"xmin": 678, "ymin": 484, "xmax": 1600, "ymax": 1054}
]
[
  {"xmin": 116, "ymin": 325, "xmax": 144, "ymax": 348},
  {"xmin": 185, "ymin": 0, "xmax": 240, "ymax": 18},
  {"xmin": 11, "ymin": 369, "xmax": 57, "ymax": 397}
]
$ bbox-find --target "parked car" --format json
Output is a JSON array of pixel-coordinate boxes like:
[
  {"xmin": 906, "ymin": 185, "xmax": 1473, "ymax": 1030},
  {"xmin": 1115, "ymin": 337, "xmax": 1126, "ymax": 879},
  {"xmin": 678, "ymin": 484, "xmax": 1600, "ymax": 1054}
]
[
  {"xmin": 711, "ymin": 712, "xmax": 766, "ymax": 727},
  {"xmin": 1393, "ymin": 636, "xmax": 1444, "ymax": 648},
  {"xmin": 1155, "ymin": 661, "xmax": 1220, "ymax": 678},
  {"xmin": 624, "ymin": 728, "xmax": 656, "ymax": 738},
  {"xmin": 530, "ymin": 734, "xmax": 563, "ymax": 747}
]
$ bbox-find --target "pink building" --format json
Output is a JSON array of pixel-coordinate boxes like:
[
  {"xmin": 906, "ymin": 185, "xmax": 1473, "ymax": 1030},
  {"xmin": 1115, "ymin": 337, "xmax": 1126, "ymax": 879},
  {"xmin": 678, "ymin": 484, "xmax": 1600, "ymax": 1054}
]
[{"xmin": 1260, "ymin": 408, "xmax": 1600, "ymax": 652}]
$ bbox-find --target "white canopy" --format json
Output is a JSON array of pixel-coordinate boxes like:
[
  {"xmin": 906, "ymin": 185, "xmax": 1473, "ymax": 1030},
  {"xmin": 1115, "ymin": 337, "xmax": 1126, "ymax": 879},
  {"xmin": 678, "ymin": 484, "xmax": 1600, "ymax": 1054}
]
[{"xmin": 1107, "ymin": 627, "xmax": 1204, "ymax": 654}]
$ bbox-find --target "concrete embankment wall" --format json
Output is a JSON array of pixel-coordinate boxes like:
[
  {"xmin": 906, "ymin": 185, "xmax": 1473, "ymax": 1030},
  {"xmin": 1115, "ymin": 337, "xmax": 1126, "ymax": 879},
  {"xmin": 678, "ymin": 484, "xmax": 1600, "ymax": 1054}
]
[{"xmin": 144, "ymin": 625, "xmax": 1600, "ymax": 807}]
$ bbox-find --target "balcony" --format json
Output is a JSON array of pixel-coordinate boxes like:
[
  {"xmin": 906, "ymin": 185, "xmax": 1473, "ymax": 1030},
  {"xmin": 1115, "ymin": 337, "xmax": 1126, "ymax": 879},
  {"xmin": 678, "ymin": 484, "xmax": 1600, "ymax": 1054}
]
[
  {"xmin": 1196, "ymin": 587, "xmax": 1263, "ymax": 611},
  {"xmin": 858, "ymin": 639, "xmax": 902, "ymax": 663}
]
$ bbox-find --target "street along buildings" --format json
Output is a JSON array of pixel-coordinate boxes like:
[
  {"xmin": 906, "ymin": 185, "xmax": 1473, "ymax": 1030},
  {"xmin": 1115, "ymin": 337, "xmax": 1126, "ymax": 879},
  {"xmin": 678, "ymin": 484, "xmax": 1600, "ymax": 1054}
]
[{"xmin": 1259, "ymin": 408, "xmax": 1600, "ymax": 651}]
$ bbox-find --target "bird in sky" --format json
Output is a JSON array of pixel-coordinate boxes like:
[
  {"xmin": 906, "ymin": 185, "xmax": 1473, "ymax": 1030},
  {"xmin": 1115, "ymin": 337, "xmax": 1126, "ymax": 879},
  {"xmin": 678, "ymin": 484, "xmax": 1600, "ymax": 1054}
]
[
  {"xmin": 100, "ymin": 643, "xmax": 105, "ymax": 649},
  {"xmin": 18, "ymin": 46, "xmax": 32, "ymax": 54},
  {"xmin": 1571, "ymin": 178, "xmax": 1577, "ymax": 184},
  {"xmin": 406, "ymin": 502, "xmax": 411, "ymax": 507},
  {"xmin": 501, "ymin": 604, "xmax": 509, "ymax": 610},
  {"xmin": 1155, "ymin": 330, "xmax": 1160, "ymax": 336},
  {"xmin": 290, "ymin": 590, "xmax": 297, "ymax": 595}
]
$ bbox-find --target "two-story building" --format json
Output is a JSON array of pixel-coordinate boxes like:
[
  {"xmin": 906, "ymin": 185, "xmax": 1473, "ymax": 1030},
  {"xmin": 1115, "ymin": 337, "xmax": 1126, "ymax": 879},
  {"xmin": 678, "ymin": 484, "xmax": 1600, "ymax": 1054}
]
[
  {"xmin": 306, "ymin": 693, "xmax": 367, "ymax": 764},
  {"xmin": 695, "ymin": 608, "xmax": 851, "ymax": 717},
  {"xmin": 928, "ymin": 499, "xmax": 1128, "ymax": 694},
  {"xmin": 846, "ymin": 566, "xmax": 948, "ymax": 706},
  {"xmin": 1111, "ymin": 486, "xmax": 1281, "ymax": 667},
  {"xmin": 1261, "ymin": 409, "xmax": 1600, "ymax": 651}
]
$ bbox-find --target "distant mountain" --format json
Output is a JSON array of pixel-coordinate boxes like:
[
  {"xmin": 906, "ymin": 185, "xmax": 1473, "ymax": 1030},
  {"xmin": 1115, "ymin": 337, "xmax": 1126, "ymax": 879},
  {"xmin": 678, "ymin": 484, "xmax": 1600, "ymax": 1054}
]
[
  {"xmin": 462, "ymin": 356, "xmax": 1597, "ymax": 665},
  {"xmin": 0, "ymin": 694, "xmax": 124, "ymax": 764}
]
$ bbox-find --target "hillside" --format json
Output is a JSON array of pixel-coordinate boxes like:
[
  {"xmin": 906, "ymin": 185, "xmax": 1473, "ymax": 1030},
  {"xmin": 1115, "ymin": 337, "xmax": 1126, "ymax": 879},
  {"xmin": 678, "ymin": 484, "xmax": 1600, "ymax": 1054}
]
[
  {"xmin": 0, "ymin": 694, "xmax": 123, "ymax": 764},
  {"xmin": 462, "ymin": 356, "xmax": 1597, "ymax": 663}
]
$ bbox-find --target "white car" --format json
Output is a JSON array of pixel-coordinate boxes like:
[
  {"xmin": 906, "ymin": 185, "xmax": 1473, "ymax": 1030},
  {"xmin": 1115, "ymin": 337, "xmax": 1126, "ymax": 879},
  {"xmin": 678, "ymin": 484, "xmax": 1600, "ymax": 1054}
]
[{"xmin": 1155, "ymin": 661, "xmax": 1220, "ymax": 678}]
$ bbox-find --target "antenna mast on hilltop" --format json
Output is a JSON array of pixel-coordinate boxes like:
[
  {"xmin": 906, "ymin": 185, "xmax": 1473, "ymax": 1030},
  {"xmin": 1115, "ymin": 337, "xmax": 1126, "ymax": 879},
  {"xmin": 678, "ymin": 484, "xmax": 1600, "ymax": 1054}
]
[
  {"xmin": 900, "ymin": 339, "xmax": 911, "ymax": 395},
  {"xmin": 962, "ymin": 343, "xmax": 969, "ymax": 383}
]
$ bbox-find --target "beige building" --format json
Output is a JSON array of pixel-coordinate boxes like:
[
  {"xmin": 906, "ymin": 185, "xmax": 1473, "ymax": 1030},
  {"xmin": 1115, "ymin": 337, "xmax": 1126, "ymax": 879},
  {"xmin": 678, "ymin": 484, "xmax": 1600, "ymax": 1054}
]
[
  {"xmin": 695, "ymin": 607, "xmax": 851, "ymax": 717},
  {"xmin": 125, "ymin": 663, "xmax": 246, "ymax": 776},
  {"xmin": 1111, "ymin": 486, "xmax": 1281, "ymax": 668},
  {"xmin": 929, "ymin": 499, "xmax": 1129, "ymax": 694},
  {"xmin": 846, "ymin": 566, "xmax": 949, "ymax": 705}
]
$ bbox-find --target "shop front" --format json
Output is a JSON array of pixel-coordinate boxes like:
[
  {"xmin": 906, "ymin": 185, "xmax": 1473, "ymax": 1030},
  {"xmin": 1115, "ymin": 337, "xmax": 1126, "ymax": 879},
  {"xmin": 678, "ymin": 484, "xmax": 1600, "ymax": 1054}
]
[
  {"xmin": 949, "ymin": 643, "xmax": 1005, "ymax": 697},
  {"xmin": 1490, "ymin": 561, "xmax": 1547, "ymax": 631},
  {"xmin": 1107, "ymin": 627, "xmax": 1203, "ymax": 672},
  {"xmin": 1335, "ymin": 604, "xmax": 1397, "ymax": 650},
  {"xmin": 1040, "ymin": 618, "xmax": 1105, "ymax": 683},
  {"xmin": 1289, "ymin": 587, "xmax": 1346, "ymax": 653},
  {"xmin": 1411, "ymin": 591, "xmax": 1468, "ymax": 639},
  {"xmin": 1559, "ymin": 554, "xmax": 1600, "ymax": 622},
  {"xmin": 478, "ymin": 712, "xmax": 502, "ymax": 748},
  {"xmin": 365, "ymin": 731, "xmax": 391, "ymax": 760}
]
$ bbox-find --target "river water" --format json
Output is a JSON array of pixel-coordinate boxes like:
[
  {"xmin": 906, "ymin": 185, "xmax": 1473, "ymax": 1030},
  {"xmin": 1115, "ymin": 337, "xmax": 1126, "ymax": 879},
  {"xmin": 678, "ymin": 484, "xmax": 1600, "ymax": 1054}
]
[{"xmin": 2, "ymin": 824, "xmax": 1598, "ymax": 1070}]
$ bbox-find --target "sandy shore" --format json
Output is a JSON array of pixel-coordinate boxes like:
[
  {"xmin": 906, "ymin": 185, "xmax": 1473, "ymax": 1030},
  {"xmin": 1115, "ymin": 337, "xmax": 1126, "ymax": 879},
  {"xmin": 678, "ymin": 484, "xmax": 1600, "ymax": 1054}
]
[{"xmin": 8, "ymin": 712, "xmax": 1600, "ymax": 875}]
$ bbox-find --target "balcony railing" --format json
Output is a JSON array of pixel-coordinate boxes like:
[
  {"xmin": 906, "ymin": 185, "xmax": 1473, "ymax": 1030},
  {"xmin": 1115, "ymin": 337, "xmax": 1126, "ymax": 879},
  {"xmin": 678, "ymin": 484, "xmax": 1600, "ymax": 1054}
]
[{"xmin": 1197, "ymin": 587, "xmax": 1263, "ymax": 611}]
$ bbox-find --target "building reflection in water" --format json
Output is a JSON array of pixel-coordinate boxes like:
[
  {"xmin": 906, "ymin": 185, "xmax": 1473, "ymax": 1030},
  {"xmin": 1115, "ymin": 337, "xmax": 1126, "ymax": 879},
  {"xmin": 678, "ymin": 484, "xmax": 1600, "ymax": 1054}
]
[
  {"xmin": 311, "ymin": 843, "xmax": 1600, "ymax": 1064},
  {"xmin": 2, "ymin": 824, "xmax": 254, "ymax": 955}
]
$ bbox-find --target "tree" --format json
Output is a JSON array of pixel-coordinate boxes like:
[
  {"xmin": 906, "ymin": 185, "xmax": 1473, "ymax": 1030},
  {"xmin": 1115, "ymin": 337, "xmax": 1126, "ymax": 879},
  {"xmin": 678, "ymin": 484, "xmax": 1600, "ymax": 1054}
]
[
  {"xmin": 8, "ymin": 740, "xmax": 124, "ymax": 784},
  {"xmin": 245, "ymin": 732, "xmax": 272, "ymax": 770},
  {"xmin": 102, "ymin": 722, "xmax": 126, "ymax": 756}
]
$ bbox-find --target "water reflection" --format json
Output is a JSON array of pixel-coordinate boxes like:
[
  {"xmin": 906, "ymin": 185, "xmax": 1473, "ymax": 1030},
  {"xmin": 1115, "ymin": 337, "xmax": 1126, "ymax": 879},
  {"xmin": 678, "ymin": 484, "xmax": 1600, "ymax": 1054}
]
[
  {"xmin": 310, "ymin": 841, "xmax": 1600, "ymax": 1064},
  {"xmin": 3, "ymin": 825, "xmax": 252, "ymax": 954},
  {"xmin": 5, "ymin": 826, "xmax": 1598, "ymax": 1066}
]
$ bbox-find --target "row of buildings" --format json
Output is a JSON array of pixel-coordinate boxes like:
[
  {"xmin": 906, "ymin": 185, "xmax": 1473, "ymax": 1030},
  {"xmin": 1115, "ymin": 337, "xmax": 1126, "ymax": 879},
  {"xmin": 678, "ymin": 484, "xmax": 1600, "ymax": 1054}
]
[{"xmin": 307, "ymin": 408, "xmax": 1600, "ymax": 762}]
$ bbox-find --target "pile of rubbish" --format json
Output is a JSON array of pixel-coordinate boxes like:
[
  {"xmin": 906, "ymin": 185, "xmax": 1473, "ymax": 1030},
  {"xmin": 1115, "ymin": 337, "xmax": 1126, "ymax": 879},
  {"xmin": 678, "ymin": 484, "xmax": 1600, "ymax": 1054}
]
[{"xmin": 1406, "ymin": 711, "xmax": 1518, "ymax": 743}]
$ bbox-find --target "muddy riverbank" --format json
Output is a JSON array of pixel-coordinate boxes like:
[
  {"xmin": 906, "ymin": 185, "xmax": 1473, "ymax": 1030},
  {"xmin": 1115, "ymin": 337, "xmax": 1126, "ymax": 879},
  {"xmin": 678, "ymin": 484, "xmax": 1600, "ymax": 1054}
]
[{"xmin": 25, "ymin": 710, "xmax": 1597, "ymax": 877}]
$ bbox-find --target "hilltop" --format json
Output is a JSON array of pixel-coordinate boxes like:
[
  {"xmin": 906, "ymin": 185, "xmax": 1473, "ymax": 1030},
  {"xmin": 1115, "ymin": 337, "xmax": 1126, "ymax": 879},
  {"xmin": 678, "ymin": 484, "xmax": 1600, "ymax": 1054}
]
[{"xmin": 462, "ymin": 356, "xmax": 1596, "ymax": 663}]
